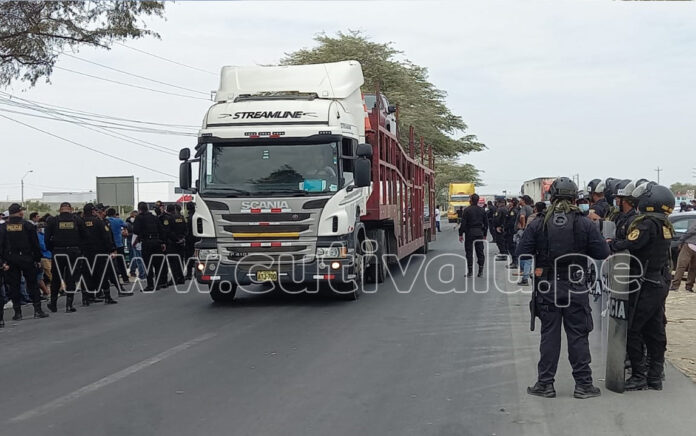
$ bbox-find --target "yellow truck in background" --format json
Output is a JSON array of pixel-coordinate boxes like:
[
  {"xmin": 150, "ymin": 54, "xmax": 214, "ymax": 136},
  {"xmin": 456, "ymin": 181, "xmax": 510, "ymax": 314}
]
[{"xmin": 446, "ymin": 183, "xmax": 475, "ymax": 222}]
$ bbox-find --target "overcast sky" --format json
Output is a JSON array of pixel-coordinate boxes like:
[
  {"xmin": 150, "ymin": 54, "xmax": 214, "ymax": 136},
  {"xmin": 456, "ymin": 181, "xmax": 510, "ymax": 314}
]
[{"xmin": 2, "ymin": 0, "xmax": 695, "ymax": 201}]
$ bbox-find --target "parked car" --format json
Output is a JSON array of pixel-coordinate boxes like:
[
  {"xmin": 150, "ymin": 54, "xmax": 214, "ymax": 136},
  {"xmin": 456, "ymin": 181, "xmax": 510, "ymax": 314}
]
[
  {"xmin": 669, "ymin": 211, "xmax": 696, "ymax": 266},
  {"xmin": 364, "ymin": 93, "xmax": 397, "ymax": 134}
]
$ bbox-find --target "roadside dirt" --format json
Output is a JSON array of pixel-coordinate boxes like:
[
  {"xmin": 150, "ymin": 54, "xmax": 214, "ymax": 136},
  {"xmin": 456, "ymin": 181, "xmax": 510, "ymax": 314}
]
[{"xmin": 666, "ymin": 285, "xmax": 696, "ymax": 381}]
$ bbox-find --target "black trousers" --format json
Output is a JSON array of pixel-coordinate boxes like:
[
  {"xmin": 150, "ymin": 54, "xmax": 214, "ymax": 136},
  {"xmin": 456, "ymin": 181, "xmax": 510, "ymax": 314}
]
[
  {"xmin": 627, "ymin": 281, "xmax": 668, "ymax": 380},
  {"xmin": 114, "ymin": 247, "xmax": 130, "ymax": 282},
  {"xmin": 50, "ymin": 248, "xmax": 82, "ymax": 307},
  {"xmin": 5, "ymin": 255, "xmax": 42, "ymax": 313},
  {"xmin": 494, "ymin": 230, "xmax": 507, "ymax": 255},
  {"xmin": 142, "ymin": 240, "xmax": 166, "ymax": 288},
  {"xmin": 185, "ymin": 242, "xmax": 196, "ymax": 278},
  {"xmin": 504, "ymin": 233, "xmax": 516, "ymax": 263},
  {"xmin": 167, "ymin": 243, "xmax": 186, "ymax": 283},
  {"xmin": 464, "ymin": 234, "xmax": 485, "ymax": 272},
  {"xmin": 82, "ymin": 249, "xmax": 116, "ymax": 300},
  {"xmin": 536, "ymin": 284, "xmax": 593, "ymax": 386}
]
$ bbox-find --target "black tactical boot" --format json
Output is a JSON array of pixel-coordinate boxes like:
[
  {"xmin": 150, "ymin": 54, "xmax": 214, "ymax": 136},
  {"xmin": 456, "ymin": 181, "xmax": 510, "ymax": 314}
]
[
  {"xmin": 104, "ymin": 298, "xmax": 118, "ymax": 305},
  {"xmin": 34, "ymin": 305, "xmax": 49, "ymax": 318},
  {"xmin": 0, "ymin": 320, "xmax": 4, "ymax": 328},
  {"xmin": 47, "ymin": 302, "xmax": 57, "ymax": 313},
  {"xmin": 527, "ymin": 382, "xmax": 556, "ymax": 398},
  {"xmin": 477, "ymin": 266, "xmax": 484, "ymax": 278},
  {"xmin": 648, "ymin": 361, "xmax": 665, "ymax": 389},
  {"xmin": 66, "ymin": 305, "xmax": 77, "ymax": 313},
  {"xmin": 625, "ymin": 374, "xmax": 648, "ymax": 391},
  {"xmin": 466, "ymin": 271, "xmax": 473, "ymax": 278},
  {"xmin": 574, "ymin": 384, "xmax": 601, "ymax": 399},
  {"xmin": 12, "ymin": 310, "xmax": 22, "ymax": 321}
]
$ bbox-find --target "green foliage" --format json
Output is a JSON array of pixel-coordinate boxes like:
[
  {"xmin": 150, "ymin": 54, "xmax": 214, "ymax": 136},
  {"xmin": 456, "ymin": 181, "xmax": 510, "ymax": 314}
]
[
  {"xmin": 0, "ymin": 0, "xmax": 165, "ymax": 86},
  {"xmin": 281, "ymin": 31, "xmax": 486, "ymax": 161},
  {"xmin": 670, "ymin": 182, "xmax": 696, "ymax": 194},
  {"xmin": 23, "ymin": 200, "xmax": 53, "ymax": 214},
  {"xmin": 434, "ymin": 158, "xmax": 482, "ymax": 207}
]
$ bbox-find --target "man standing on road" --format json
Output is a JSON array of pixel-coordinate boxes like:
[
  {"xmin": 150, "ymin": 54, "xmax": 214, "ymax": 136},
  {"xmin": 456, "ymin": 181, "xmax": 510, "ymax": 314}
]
[
  {"xmin": 609, "ymin": 183, "xmax": 674, "ymax": 390},
  {"xmin": 671, "ymin": 220, "xmax": 696, "ymax": 292},
  {"xmin": 133, "ymin": 202, "xmax": 167, "ymax": 292},
  {"xmin": 493, "ymin": 199, "xmax": 507, "ymax": 260},
  {"xmin": 82, "ymin": 203, "xmax": 118, "ymax": 305},
  {"xmin": 165, "ymin": 204, "xmax": 188, "ymax": 285},
  {"xmin": 0, "ymin": 203, "xmax": 50, "ymax": 321},
  {"xmin": 184, "ymin": 202, "xmax": 198, "ymax": 280},
  {"xmin": 106, "ymin": 208, "xmax": 131, "ymax": 286},
  {"xmin": 45, "ymin": 202, "xmax": 87, "ymax": 313},
  {"xmin": 517, "ymin": 178, "xmax": 609, "ymax": 399},
  {"xmin": 434, "ymin": 205, "xmax": 441, "ymax": 232},
  {"xmin": 458, "ymin": 194, "xmax": 488, "ymax": 278},
  {"xmin": 504, "ymin": 198, "xmax": 519, "ymax": 269}
]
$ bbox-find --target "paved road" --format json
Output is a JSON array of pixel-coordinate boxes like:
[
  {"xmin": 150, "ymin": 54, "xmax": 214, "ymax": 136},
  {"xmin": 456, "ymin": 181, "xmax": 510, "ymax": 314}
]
[{"xmin": 1, "ymin": 232, "xmax": 695, "ymax": 435}]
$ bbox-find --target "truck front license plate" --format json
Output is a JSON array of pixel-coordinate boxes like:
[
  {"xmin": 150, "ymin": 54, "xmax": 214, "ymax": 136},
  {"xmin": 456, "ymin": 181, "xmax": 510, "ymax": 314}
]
[{"xmin": 256, "ymin": 270, "xmax": 277, "ymax": 281}]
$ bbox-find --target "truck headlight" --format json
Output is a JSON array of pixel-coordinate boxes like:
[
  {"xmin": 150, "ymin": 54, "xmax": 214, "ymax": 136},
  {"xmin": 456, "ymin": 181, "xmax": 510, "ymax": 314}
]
[
  {"xmin": 198, "ymin": 249, "xmax": 219, "ymax": 260},
  {"xmin": 316, "ymin": 246, "xmax": 347, "ymax": 258}
]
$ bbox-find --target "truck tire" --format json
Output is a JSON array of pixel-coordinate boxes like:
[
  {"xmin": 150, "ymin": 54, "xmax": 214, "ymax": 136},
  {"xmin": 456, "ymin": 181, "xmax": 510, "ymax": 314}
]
[
  {"xmin": 209, "ymin": 282, "xmax": 237, "ymax": 303},
  {"xmin": 336, "ymin": 250, "xmax": 364, "ymax": 301},
  {"xmin": 366, "ymin": 229, "xmax": 387, "ymax": 284}
]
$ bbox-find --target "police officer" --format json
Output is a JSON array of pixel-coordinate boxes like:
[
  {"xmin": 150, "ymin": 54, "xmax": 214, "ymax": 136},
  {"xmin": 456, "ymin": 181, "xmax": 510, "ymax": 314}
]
[
  {"xmin": 157, "ymin": 205, "xmax": 174, "ymax": 289},
  {"xmin": 165, "ymin": 204, "xmax": 188, "ymax": 285},
  {"xmin": 517, "ymin": 178, "xmax": 609, "ymax": 399},
  {"xmin": 82, "ymin": 203, "xmax": 118, "ymax": 305},
  {"xmin": 458, "ymin": 194, "xmax": 488, "ymax": 277},
  {"xmin": 612, "ymin": 180, "xmax": 639, "ymax": 241},
  {"xmin": 587, "ymin": 179, "xmax": 610, "ymax": 220},
  {"xmin": 576, "ymin": 190, "xmax": 590, "ymax": 215},
  {"xmin": 45, "ymin": 202, "xmax": 87, "ymax": 313},
  {"xmin": 185, "ymin": 202, "xmax": 198, "ymax": 280},
  {"xmin": 504, "ymin": 198, "xmax": 519, "ymax": 268},
  {"xmin": 604, "ymin": 179, "xmax": 627, "ymax": 222},
  {"xmin": 133, "ymin": 202, "xmax": 167, "ymax": 292},
  {"xmin": 0, "ymin": 203, "xmax": 50, "ymax": 320},
  {"xmin": 492, "ymin": 199, "xmax": 508, "ymax": 260},
  {"xmin": 609, "ymin": 183, "xmax": 674, "ymax": 391}
]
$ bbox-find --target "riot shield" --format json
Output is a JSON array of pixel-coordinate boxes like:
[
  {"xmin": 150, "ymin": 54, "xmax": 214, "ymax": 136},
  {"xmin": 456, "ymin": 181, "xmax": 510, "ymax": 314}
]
[
  {"xmin": 604, "ymin": 250, "xmax": 631, "ymax": 393},
  {"xmin": 599, "ymin": 221, "xmax": 618, "ymax": 365}
]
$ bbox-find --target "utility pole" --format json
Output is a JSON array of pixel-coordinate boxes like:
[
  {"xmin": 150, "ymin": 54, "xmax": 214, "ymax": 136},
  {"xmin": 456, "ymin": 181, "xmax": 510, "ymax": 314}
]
[
  {"xmin": 655, "ymin": 167, "xmax": 662, "ymax": 184},
  {"xmin": 21, "ymin": 169, "xmax": 33, "ymax": 205}
]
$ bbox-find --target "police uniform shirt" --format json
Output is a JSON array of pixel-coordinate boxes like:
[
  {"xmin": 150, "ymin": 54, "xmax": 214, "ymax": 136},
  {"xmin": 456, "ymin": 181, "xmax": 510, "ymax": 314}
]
[
  {"xmin": 133, "ymin": 212, "xmax": 164, "ymax": 242},
  {"xmin": 0, "ymin": 216, "xmax": 42, "ymax": 261},
  {"xmin": 614, "ymin": 209, "xmax": 637, "ymax": 241},
  {"xmin": 44, "ymin": 212, "xmax": 86, "ymax": 251},
  {"xmin": 609, "ymin": 216, "xmax": 672, "ymax": 276},
  {"xmin": 589, "ymin": 198, "xmax": 610, "ymax": 219},
  {"xmin": 459, "ymin": 205, "xmax": 488, "ymax": 237}
]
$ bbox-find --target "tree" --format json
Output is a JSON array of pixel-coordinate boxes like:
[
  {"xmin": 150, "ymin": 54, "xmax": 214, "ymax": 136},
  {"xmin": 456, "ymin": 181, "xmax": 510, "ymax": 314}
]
[
  {"xmin": 281, "ymin": 31, "xmax": 486, "ymax": 162},
  {"xmin": 434, "ymin": 158, "xmax": 483, "ymax": 207},
  {"xmin": 670, "ymin": 182, "xmax": 696, "ymax": 194},
  {"xmin": 0, "ymin": 1, "xmax": 165, "ymax": 86}
]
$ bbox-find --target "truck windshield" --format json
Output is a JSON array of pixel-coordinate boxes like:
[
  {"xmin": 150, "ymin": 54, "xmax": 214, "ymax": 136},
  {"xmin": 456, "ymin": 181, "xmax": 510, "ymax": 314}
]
[
  {"xmin": 201, "ymin": 142, "xmax": 339, "ymax": 196},
  {"xmin": 451, "ymin": 195, "xmax": 470, "ymax": 202}
]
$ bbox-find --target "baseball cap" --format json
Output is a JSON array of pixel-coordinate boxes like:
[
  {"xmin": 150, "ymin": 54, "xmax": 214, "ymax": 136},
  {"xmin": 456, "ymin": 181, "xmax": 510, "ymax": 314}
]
[
  {"xmin": 60, "ymin": 201, "xmax": 72, "ymax": 208},
  {"xmin": 95, "ymin": 203, "xmax": 109, "ymax": 211},
  {"xmin": 8, "ymin": 203, "xmax": 25, "ymax": 214},
  {"xmin": 84, "ymin": 203, "xmax": 95, "ymax": 213}
]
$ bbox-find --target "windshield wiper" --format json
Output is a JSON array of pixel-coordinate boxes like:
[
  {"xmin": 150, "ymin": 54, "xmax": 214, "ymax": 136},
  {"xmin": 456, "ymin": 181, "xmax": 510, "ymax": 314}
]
[{"xmin": 202, "ymin": 188, "xmax": 251, "ymax": 197}]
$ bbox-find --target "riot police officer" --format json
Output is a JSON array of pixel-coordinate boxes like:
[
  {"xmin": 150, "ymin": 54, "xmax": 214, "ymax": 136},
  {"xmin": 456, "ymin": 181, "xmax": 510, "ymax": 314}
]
[
  {"xmin": 165, "ymin": 204, "xmax": 188, "ymax": 285},
  {"xmin": 517, "ymin": 178, "xmax": 609, "ymax": 399},
  {"xmin": 133, "ymin": 202, "xmax": 167, "ymax": 292},
  {"xmin": 458, "ymin": 194, "xmax": 488, "ymax": 277},
  {"xmin": 612, "ymin": 180, "xmax": 639, "ymax": 241},
  {"xmin": 587, "ymin": 179, "xmax": 610, "ymax": 221},
  {"xmin": 609, "ymin": 183, "xmax": 674, "ymax": 391},
  {"xmin": 0, "ymin": 203, "xmax": 49, "ymax": 320},
  {"xmin": 45, "ymin": 202, "xmax": 87, "ymax": 313},
  {"xmin": 504, "ymin": 198, "xmax": 519, "ymax": 268},
  {"xmin": 82, "ymin": 203, "xmax": 118, "ymax": 305},
  {"xmin": 493, "ymin": 199, "xmax": 508, "ymax": 260}
]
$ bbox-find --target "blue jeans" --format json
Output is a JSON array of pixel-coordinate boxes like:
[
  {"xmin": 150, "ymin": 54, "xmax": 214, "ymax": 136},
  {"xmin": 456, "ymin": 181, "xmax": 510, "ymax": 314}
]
[
  {"xmin": 130, "ymin": 247, "xmax": 147, "ymax": 279},
  {"xmin": 520, "ymin": 258, "xmax": 532, "ymax": 281}
]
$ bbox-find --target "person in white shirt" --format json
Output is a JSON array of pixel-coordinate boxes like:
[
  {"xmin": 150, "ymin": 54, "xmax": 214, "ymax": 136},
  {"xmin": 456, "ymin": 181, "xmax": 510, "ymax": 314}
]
[{"xmin": 434, "ymin": 205, "xmax": 441, "ymax": 232}]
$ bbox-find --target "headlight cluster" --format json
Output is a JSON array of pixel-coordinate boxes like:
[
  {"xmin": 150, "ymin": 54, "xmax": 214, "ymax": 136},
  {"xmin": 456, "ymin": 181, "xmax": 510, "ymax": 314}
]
[
  {"xmin": 316, "ymin": 246, "xmax": 347, "ymax": 258},
  {"xmin": 198, "ymin": 249, "xmax": 220, "ymax": 260}
]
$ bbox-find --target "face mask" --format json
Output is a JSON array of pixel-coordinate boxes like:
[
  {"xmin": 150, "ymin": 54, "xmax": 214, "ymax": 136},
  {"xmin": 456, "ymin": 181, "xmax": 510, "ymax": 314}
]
[{"xmin": 579, "ymin": 204, "xmax": 590, "ymax": 213}]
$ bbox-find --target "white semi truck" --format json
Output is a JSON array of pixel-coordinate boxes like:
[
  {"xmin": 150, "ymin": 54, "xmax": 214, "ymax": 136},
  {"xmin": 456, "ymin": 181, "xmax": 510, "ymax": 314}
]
[{"xmin": 179, "ymin": 61, "xmax": 435, "ymax": 302}]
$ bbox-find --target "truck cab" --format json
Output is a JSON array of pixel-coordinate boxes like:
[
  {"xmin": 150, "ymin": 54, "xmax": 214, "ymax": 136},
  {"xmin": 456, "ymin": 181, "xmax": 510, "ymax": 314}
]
[{"xmin": 179, "ymin": 61, "xmax": 373, "ymax": 302}]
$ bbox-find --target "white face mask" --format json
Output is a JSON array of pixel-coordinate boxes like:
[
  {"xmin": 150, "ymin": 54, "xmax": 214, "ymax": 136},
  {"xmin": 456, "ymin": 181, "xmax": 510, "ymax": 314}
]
[{"xmin": 579, "ymin": 204, "xmax": 590, "ymax": 213}]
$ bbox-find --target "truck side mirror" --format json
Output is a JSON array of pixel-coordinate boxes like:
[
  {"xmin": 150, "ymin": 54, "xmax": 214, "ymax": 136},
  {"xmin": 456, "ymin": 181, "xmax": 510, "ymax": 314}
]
[
  {"xmin": 179, "ymin": 162, "xmax": 192, "ymax": 190},
  {"xmin": 354, "ymin": 158, "xmax": 371, "ymax": 188},
  {"xmin": 179, "ymin": 148, "xmax": 191, "ymax": 161},
  {"xmin": 356, "ymin": 143, "xmax": 373, "ymax": 158},
  {"xmin": 387, "ymin": 105, "xmax": 397, "ymax": 114}
]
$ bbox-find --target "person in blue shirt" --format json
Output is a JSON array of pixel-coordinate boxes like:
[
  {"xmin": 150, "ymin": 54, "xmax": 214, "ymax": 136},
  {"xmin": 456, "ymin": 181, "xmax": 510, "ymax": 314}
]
[
  {"xmin": 106, "ymin": 208, "xmax": 130, "ymax": 284},
  {"xmin": 36, "ymin": 222, "xmax": 52, "ymax": 299}
]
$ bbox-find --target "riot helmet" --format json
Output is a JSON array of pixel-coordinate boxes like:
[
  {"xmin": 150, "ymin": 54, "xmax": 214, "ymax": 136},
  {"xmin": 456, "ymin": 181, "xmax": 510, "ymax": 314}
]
[
  {"xmin": 549, "ymin": 177, "xmax": 578, "ymax": 202},
  {"xmin": 634, "ymin": 183, "xmax": 674, "ymax": 215}
]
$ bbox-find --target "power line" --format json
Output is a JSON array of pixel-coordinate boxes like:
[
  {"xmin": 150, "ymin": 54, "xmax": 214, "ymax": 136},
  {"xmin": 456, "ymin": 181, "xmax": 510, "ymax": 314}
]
[
  {"xmin": 114, "ymin": 42, "xmax": 217, "ymax": 75},
  {"xmin": 61, "ymin": 52, "xmax": 210, "ymax": 96},
  {"xmin": 0, "ymin": 91, "xmax": 198, "ymax": 129},
  {"xmin": 54, "ymin": 66, "xmax": 211, "ymax": 101},
  {"xmin": 0, "ymin": 113, "xmax": 176, "ymax": 178}
]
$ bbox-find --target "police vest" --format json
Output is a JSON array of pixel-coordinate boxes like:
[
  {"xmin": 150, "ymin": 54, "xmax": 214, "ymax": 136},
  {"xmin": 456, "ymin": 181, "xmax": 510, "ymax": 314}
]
[
  {"xmin": 3, "ymin": 217, "xmax": 32, "ymax": 253},
  {"xmin": 51, "ymin": 213, "xmax": 81, "ymax": 248},
  {"xmin": 630, "ymin": 216, "xmax": 672, "ymax": 275}
]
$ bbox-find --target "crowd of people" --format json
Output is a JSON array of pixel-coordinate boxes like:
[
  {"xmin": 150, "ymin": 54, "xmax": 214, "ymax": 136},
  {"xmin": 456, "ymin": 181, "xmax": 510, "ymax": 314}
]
[
  {"xmin": 454, "ymin": 177, "xmax": 677, "ymax": 396},
  {"xmin": 0, "ymin": 200, "xmax": 198, "ymax": 327}
]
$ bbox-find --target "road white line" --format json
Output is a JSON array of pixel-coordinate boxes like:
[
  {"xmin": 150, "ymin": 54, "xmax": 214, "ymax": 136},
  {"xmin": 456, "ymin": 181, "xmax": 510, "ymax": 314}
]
[{"xmin": 9, "ymin": 332, "xmax": 217, "ymax": 423}]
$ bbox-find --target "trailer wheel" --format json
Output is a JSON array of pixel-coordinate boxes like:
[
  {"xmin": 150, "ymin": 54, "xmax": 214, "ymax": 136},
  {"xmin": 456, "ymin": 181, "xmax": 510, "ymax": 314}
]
[
  {"xmin": 209, "ymin": 282, "xmax": 237, "ymax": 303},
  {"xmin": 366, "ymin": 229, "xmax": 387, "ymax": 284}
]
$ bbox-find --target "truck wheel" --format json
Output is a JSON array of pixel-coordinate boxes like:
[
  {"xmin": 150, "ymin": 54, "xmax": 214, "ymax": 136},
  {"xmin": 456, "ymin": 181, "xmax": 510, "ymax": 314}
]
[
  {"xmin": 209, "ymin": 282, "xmax": 237, "ymax": 303},
  {"xmin": 366, "ymin": 230, "xmax": 387, "ymax": 284},
  {"xmin": 336, "ymin": 251, "xmax": 363, "ymax": 301}
]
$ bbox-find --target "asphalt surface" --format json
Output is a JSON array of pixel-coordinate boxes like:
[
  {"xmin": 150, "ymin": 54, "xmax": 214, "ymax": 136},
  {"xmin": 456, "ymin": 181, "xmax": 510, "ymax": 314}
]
[{"xmin": 1, "ymin": 228, "xmax": 696, "ymax": 436}]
